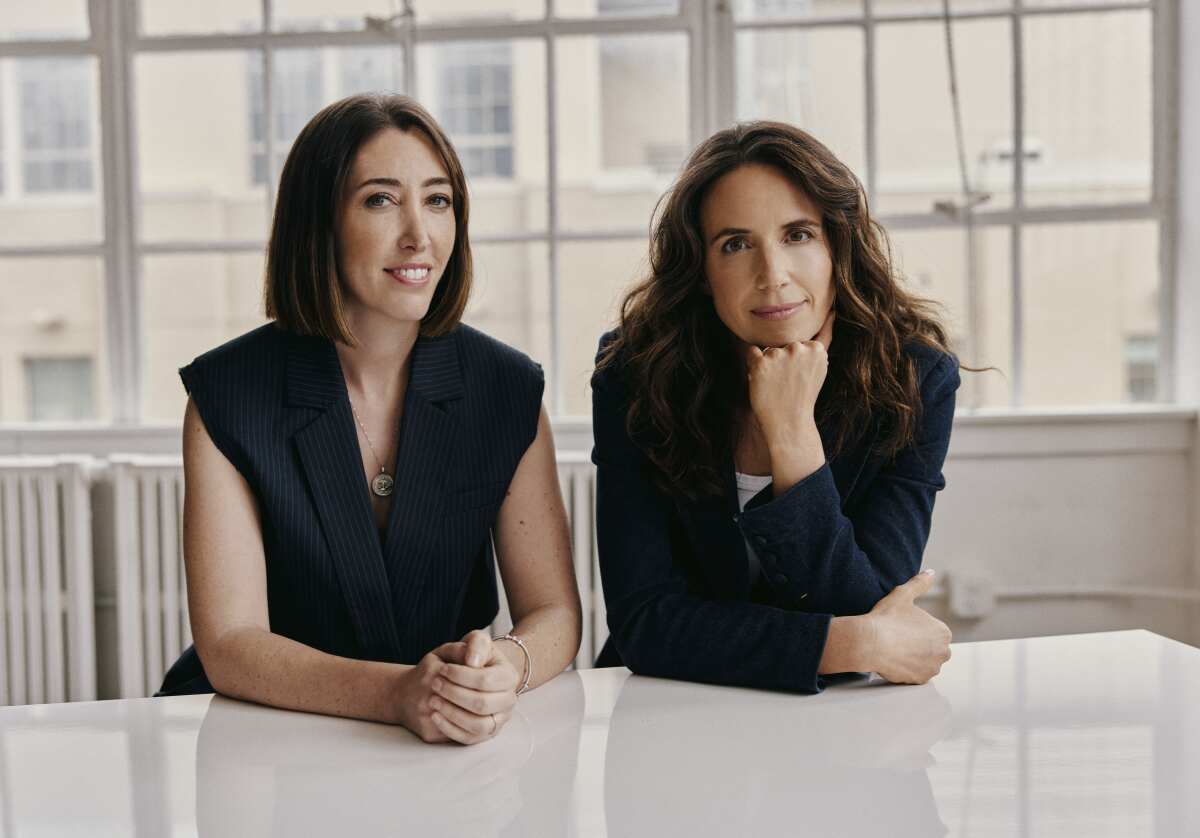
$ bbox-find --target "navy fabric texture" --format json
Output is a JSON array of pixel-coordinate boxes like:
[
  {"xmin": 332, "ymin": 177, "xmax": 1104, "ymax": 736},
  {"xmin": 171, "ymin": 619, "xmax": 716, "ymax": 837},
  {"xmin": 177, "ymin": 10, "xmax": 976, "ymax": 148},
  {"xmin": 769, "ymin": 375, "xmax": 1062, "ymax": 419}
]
[
  {"xmin": 156, "ymin": 322, "xmax": 544, "ymax": 697},
  {"xmin": 591, "ymin": 330, "xmax": 960, "ymax": 693}
]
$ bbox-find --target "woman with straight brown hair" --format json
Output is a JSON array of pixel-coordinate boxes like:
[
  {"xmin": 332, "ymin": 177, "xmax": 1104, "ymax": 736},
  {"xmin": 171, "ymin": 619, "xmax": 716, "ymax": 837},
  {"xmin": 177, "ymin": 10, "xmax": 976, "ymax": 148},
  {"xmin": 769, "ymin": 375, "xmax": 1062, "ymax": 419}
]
[
  {"xmin": 157, "ymin": 94, "xmax": 581, "ymax": 745},
  {"xmin": 592, "ymin": 121, "xmax": 957, "ymax": 692}
]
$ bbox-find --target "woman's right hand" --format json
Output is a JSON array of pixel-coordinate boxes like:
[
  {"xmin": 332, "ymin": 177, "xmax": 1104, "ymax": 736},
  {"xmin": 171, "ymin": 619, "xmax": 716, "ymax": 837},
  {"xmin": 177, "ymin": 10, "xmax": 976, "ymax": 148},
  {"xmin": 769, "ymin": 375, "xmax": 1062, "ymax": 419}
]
[
  {"xmin": 395, "ymin": 634, "xmax": 517, "ymax": 745},
  {"xmin": 865, "ymin": 570, "xmax": 952, "ymax": 685}
]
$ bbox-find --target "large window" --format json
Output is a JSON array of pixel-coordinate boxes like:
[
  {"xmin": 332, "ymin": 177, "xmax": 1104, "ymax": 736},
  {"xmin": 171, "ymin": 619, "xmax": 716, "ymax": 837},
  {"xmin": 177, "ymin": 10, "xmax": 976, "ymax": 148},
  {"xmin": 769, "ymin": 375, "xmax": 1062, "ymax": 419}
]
[{"xmin": 0, "ymin": 0, "xmax": 1177, "ymax": 425}]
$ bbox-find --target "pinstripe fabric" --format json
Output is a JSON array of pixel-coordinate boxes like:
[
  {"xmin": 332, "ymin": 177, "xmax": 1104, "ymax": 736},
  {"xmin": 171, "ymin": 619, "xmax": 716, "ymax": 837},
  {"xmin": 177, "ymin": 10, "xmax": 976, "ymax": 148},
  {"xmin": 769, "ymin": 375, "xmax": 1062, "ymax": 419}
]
[{"xmin": 157, "ymin": 322, "xmax": 544, "ymax": 696}]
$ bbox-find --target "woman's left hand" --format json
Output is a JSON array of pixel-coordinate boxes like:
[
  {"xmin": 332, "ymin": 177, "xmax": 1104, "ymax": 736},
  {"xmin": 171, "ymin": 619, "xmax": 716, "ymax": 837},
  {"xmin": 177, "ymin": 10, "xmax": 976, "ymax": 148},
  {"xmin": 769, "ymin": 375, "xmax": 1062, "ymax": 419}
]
[
  {"xmin": 744, "ymin": 308, "xmax": 835, "ymax": 444},
  {"xmin": 428, "ymin": 630, "xmax": 521, "ymax": 744}
]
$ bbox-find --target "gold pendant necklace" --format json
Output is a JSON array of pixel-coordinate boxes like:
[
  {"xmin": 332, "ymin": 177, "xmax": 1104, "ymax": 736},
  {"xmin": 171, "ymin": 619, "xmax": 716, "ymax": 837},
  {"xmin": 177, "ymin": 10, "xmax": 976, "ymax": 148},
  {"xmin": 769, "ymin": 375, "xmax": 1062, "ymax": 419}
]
[{"xmin": 349, "ymin": 400, "xmax": 394, "ymax": 498}]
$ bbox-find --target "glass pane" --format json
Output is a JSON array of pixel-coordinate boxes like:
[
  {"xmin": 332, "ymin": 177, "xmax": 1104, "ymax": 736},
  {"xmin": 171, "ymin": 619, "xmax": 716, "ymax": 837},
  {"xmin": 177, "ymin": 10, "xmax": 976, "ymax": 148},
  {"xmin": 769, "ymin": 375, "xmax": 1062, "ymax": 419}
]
[
  {"xmin": 888, "ymin": 225, "xmax": 1012, "ymax": 409},
  {"xmin": 142, "ymin": 252, "xmax": 268, "ymax": 423},
  {"xmin": 415, "ymin": 0, "xmax": 546, "ymax": 23},
  {"xmin": 559, "ymin": 238, "xmax": 649, "ymax": 415},
  {"xmin": 876, "ymin": 19, "xmax": 1013, "ymax": 215},
  {"xmin": 262, "ymin": 46, "xmax": 406, "ymax": 191},
  {"xmin": 25, "ymin": 358, "xmax": 95, "ymax": 421},
  {"xmin": 555, "ymin": 0, "xmax": 677, "ymax": 18},
  {"xmin": 418, "ymin": 39, "xmax": 546, "ymax": 236},
  {"xmin": 462, "ymin": 240, "xmax": 552, "ymax": 390},
  {"xmin": 733, "ymin": 0, "xmax": 862, "ymax": 21},
  {"xmin": 872, "ymin": 0, "xmax": 1010, "ymax": 14},
  {"xmin": 555, "ymin": 33, "xmax": 689, "ymax": 233},
  {"xmin": 135, "ymin": 52, "xmax": 269, "ymax": 243},
  {"xmin": 1022, "ymin": 11, "xmax": 1152, "ymax": 206},
  {"xmin": 0, "ymin": 57, "xmax": 103, "ymax": 244},
  {"xmin": 0, "ymin": 257, "xmax": 109, "ymax": 422},
  {"xmin": 1021, "ymin": 220, "xmax": 1159, "ymax": 406},
  {"xmin": 141, "ymin": 0, "xmax": 262, "ymax": 35},
  {"xmin": 736, "ymin": 27, "xmax": 866, "ymax": 180},
  {"xmin": 0, "ymin": 0, "xmax": 88, "ymax": 40}
]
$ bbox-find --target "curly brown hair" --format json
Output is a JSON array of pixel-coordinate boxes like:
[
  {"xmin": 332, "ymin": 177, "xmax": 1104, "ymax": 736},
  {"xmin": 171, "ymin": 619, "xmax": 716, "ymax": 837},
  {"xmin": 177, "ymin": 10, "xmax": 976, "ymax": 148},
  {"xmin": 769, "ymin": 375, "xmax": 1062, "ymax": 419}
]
[{"xmin": 595, "ymin": 121, "xmax": 958, "ymax": 500}]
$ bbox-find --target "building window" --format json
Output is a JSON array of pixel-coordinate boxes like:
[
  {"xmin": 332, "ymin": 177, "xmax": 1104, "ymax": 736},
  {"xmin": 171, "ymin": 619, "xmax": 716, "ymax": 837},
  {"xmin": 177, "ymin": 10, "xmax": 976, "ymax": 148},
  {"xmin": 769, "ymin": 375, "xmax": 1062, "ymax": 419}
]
[
  {"xmin": 25, "ymin": 357, "xmax": 95, "ymax": 421},
  {"xmin": 340, "ymin": 46, "xmax": 403, "ymax": 98},
  {"xmin": 1125, "ymin": 335, "xmax": 1157, "ymax": 403},
  {"xmin": 248, "ymin": 42, "xmax": 403, "ymax": 186},
  {"xmin": 436, "ymin": 42, "xmax": 513, "ymax": 179},
  {"xmin": 18, "ymin": 57, "xmax": 94, "ymax": 193},
  {"xmin": 248, "ymin": 50, "xmax": 324, "ymax": 186}
]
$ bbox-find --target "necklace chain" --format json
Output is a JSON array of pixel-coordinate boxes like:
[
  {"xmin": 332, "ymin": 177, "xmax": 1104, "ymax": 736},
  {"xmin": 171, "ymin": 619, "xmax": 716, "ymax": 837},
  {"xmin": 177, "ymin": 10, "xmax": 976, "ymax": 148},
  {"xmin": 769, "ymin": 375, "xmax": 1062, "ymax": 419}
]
[{"xmin": 349, "ymin": 400, "xmax": 388, "ymax": 477}]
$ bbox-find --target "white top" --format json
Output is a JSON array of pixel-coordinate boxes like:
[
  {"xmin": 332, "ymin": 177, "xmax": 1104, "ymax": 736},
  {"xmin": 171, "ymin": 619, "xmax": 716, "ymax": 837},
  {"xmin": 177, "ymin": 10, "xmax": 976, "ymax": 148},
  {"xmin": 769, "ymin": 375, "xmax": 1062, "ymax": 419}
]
[
  {"xmin": 735, "ymin": 470, "xmax": 773, "ymax": 583},
  {"xmin": 2, "ymin": 630, "xmax": 1198, "ymax": 836}
]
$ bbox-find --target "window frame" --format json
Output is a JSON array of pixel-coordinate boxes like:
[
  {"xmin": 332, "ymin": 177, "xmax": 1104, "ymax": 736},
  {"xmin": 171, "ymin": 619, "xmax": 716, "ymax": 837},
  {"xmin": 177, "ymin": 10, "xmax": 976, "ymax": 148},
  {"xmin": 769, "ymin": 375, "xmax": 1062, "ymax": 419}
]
[{"xmin": 0, "ymin": 0, "xmax": 1180, "ymax": 424}]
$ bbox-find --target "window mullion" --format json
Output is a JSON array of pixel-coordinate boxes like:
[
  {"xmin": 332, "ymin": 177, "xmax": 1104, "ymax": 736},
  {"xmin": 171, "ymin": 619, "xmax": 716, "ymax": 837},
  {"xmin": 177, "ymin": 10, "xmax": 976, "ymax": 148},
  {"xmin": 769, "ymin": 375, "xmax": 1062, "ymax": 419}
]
[
  {"xmin": 701, "ymin": 0, "xmax": 734, "ymax": 136},
  {"xmin": 263, "ymin": 0, "xmax": 276, "ymax": 229},
  {"xmin": 1154, "ymin": 0, "xmax": 1179, "ymax": 402},
  {"xmin": 864, "ymin": 1, "xmax": 877, "ymax": 203},
  {"xmin": 94, "ymin": 0, "xmax": 140, "ymax": 423},
  {"xmin": 546, "ymin": 31, "xmax": 562, "ymax": 416},
  {"xmin": 1010, "ymin": 6, "xmax": 1025, "ymax": 408}
]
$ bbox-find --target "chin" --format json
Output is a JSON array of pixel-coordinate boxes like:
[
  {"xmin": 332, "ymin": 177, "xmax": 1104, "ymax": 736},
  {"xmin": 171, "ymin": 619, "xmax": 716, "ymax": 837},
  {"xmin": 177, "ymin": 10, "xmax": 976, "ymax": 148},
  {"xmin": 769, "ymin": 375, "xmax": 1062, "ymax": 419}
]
[{"xmin": 749, "ymin": 325, "xmax": 811, "ymax": 349}]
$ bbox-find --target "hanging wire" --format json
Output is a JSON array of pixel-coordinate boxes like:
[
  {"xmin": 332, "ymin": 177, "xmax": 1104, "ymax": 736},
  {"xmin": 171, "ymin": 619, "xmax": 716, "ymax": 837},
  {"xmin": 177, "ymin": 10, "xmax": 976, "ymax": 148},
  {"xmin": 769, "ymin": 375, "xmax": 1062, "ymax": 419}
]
[{"xmin": 936, "ymin": 0, "xmax": 987, "ymax": 407}]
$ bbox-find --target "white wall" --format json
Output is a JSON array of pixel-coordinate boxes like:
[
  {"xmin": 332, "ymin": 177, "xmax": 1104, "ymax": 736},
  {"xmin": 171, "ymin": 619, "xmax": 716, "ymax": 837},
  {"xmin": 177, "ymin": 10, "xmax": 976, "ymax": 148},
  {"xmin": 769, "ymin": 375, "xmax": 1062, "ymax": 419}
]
[{"xmin": 3, "ymin": 409, "xmax": 1199, "ymax": 699}]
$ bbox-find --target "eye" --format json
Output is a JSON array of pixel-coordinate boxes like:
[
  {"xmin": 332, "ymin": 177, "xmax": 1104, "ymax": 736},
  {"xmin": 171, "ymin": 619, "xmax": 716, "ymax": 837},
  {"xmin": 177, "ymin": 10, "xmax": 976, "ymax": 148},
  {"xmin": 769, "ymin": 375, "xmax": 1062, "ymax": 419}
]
[
  {"xmin": 720, "ymin": 236, "xmax": 750, "ymax": 254},
  {"xmin": 788, "ymin": 227, "xmax": 814, "ymax": 243},
  {"xmin": 427, "ymin": 193, "xmax": 453, "ymax": 208},
  {"xmin": 365, "ymin": 193, "xmax": 394, "ymax": 208}
]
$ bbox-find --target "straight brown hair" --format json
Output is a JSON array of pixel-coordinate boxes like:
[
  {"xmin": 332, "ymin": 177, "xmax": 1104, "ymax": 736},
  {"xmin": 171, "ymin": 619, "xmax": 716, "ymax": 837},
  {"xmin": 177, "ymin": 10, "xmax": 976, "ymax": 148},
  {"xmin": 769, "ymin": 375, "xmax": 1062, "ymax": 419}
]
[{"xmin": 264, "ymin": 94, "xmax": 472, "ymax": 341}]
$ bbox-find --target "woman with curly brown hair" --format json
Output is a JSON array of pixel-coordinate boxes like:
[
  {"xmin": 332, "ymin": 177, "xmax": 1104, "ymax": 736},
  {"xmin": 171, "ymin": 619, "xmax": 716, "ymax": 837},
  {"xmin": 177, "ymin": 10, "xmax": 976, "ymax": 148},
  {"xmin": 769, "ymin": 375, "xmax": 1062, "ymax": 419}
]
[{"xmin": 591, "ymin": 121, "xmax": 957, "ymax": 692}]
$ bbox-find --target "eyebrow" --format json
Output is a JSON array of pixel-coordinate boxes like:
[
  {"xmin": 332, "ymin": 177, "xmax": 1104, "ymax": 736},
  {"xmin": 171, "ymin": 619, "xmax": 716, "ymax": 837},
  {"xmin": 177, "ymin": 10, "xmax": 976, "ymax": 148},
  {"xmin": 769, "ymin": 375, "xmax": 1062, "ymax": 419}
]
[
  {"xmin": 355, "ymin": 176, "xmax": 452, "ymax": 190},
  {"xmin": 708, "ymin": 217, "xmax": 821, "ymax": 245}
]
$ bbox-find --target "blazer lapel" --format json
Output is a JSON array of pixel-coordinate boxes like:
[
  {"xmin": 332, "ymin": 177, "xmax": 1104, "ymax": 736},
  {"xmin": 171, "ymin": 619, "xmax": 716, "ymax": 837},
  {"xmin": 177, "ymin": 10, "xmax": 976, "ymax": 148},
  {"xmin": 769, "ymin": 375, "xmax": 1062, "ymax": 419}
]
[
  {"xmin": 382, "ymin": 332, "xmax": 465, "ymax": 654},
  {"xmin": 823, "ymin": 419, "xmax": 879, "ymax": 508},
  {"xmin": 286, "ymin": 332, "xmax": 402, "ymax": 662}
]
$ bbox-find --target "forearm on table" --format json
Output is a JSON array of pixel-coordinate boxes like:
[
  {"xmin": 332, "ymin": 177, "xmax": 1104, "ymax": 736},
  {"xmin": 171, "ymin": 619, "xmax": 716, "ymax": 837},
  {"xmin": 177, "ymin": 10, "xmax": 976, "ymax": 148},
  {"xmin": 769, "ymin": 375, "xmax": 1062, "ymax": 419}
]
[
  {"xmin": 203, "ymin": 626, "xmax": 408, "ymax": 724},
  {"xmin": 499, "ymin": 603, "xmax": 581, "ymax": 690},
  {"xmin": 817, "ymin": 615, "xmax": 873, "ymax": 674}
]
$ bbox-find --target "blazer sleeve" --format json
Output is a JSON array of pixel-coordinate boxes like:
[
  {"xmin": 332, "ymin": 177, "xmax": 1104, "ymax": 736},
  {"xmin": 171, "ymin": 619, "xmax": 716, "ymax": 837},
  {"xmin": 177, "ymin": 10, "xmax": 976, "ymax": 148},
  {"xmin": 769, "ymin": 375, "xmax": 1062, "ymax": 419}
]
[
  {"xmin": 736, "ymin": 352, "xmax": 961, "ymax": 617},
  {"xmin": 592, "ymin": 365, "xmax": 834, "ymax": 694}
]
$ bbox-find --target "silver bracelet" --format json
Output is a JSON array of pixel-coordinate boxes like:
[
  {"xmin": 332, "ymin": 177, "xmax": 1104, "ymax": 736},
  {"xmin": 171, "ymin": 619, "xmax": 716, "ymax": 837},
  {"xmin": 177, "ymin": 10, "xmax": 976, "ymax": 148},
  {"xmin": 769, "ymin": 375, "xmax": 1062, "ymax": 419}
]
[{"xmin": 492, "ymin": 633, "xmax": 532, "ymax": 695}]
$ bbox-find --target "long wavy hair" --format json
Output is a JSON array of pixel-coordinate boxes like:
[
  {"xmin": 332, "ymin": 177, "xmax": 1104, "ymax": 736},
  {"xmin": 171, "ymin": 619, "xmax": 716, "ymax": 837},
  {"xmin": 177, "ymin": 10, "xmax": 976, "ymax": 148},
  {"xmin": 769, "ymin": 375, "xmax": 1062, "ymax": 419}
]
[{"xmin": 595, "ymin": 121, "xmax": 958, "ymax": 501}]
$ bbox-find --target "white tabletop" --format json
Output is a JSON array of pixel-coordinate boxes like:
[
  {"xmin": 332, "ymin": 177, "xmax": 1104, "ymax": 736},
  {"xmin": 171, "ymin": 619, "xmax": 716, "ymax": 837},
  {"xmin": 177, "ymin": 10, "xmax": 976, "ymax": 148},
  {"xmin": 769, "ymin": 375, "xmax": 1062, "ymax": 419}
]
[{"xmin": 2, "ymin": 629, "xmax": 1198, "ymax": 836}]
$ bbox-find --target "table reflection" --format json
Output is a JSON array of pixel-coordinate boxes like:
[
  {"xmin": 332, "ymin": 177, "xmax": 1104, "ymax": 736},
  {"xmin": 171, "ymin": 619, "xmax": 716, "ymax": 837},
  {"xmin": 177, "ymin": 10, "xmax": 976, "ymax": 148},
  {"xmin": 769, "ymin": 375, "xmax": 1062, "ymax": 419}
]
[
  {"xmin": 194, "ymin": 673, "xmax": 585, "ymax": 837},
  {"xmin": 603, "ymin": 674, "xmax": 952, "ymax": 837}
]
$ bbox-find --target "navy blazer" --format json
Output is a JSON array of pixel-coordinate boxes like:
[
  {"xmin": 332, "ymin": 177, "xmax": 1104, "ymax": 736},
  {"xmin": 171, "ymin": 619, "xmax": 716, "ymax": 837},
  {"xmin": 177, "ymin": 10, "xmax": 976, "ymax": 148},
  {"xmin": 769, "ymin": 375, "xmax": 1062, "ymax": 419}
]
[
  {"xmin": 591, "ymin": 331, "xmax": 960, "ymax": 693},
  {"xmin": 157, "ymin": 322, "xmax": 544, "ymax": 696}
]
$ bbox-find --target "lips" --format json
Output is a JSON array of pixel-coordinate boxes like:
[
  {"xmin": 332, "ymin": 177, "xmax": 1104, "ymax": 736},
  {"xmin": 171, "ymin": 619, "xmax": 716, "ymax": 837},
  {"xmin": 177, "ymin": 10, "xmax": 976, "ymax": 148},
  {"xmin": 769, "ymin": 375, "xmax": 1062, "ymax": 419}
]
[{"xmin": 751, "ymin": 300, "xmax": 807, "ymax": 320}]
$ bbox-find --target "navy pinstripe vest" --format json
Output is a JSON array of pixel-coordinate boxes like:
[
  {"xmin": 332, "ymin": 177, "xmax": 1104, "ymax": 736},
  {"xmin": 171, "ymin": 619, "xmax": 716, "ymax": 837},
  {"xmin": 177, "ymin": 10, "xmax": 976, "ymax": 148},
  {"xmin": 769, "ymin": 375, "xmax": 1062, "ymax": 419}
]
[{"xmin": 157, "ymin": 322, "xmax": 544, "ymax": 696}]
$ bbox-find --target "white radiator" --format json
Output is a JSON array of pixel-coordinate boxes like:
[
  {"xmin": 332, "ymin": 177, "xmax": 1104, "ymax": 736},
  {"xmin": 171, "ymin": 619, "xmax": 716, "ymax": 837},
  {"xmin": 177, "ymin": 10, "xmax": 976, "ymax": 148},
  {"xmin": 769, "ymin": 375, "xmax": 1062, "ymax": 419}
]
[
  {"xmin": 558, "ymin": 453, "xmax": 608, "ymax": 667},
  {"xmin": 110, "ymin": 456, "xmax": 190, "ymax": 699},
  {"xmin": 0, "ymin": 457, "xmax": 96, "ymax": 705},
  {"xmin": 112, "ymin": 452, "xmax": 607, "ymax": 697}
]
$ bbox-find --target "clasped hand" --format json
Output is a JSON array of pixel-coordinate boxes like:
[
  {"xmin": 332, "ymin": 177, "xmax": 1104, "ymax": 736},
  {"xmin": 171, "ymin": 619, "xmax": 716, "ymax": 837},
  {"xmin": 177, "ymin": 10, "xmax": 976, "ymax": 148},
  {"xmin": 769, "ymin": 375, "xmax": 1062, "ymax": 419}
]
[{"xmin": 398, "ymin": 629, "xmax": 521, "ymax": 745}]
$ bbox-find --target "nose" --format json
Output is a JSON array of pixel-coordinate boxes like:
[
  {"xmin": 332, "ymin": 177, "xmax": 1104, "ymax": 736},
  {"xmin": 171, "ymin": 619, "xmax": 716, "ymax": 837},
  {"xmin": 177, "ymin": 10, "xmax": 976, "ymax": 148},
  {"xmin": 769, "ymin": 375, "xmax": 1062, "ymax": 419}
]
[
  {"xmin": 396, "ymin": 199, "xmax": 429, "ymax": 252},
  {"xmin": 755, "ymin": 243, "xmax": 789, "ymax": 291}
]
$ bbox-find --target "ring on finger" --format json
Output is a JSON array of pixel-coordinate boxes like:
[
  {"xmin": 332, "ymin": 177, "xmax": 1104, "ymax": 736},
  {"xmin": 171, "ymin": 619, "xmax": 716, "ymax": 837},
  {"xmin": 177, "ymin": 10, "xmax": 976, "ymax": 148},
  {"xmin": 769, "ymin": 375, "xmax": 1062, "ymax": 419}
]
[{"xmin": 489, "ymin": 713, "xmax": 498, "ymax": 735}]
